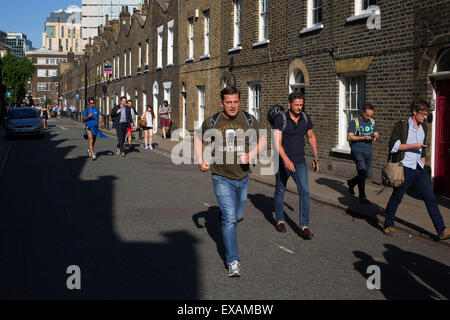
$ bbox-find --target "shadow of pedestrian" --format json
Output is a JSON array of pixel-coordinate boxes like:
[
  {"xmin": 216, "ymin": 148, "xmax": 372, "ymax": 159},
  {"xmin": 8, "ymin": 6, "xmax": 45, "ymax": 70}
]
[
  {"xmin": 315, "ymin": 177, "xmax": 385, "ymax": 233},
  {"xmin": 192, "ymin": 206, "xmax": 227, "ymax": 269},
  {"xmin": 353, "ymin": 244, "xmax": 450, "ymax": 299},
  {"xmin": 247, "ymin": 193, "xmax": 297, "ymax": 233}
]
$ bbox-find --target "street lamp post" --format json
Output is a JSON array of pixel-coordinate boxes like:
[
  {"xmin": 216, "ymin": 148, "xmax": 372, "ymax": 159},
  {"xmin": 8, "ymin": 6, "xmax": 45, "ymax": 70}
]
[{"xmin": 84, "ymin": 54, "xmax": 88, "ymax": 110}]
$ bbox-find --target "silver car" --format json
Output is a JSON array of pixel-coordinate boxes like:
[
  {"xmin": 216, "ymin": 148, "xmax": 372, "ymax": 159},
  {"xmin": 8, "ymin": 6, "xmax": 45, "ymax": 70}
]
[{"xmin": 6, "ymin": 107, "xmax": 44, "ymax": 137}]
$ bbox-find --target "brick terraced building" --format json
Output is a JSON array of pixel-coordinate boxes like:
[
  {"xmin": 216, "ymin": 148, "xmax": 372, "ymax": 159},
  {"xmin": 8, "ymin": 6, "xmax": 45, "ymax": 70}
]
[{"xmin": 59, "ymin": 0, "xmax": 450, "ymax": 196}]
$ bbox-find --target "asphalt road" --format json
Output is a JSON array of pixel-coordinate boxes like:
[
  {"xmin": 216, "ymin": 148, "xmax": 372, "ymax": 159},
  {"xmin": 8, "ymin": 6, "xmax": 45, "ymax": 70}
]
[{"xmin": 0, "ymin": 118, "xmax": 449, "ymax": 300}]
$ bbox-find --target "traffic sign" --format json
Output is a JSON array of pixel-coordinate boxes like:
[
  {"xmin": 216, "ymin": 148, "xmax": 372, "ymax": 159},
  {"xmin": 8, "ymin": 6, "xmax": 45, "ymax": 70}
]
[
  {"xmin": 6, "ymin": 91, "xmax": 11, "ymax": 98},
  {"xmin": 75, "ymin": 94, "xmax": 80, "ymax": 100}
]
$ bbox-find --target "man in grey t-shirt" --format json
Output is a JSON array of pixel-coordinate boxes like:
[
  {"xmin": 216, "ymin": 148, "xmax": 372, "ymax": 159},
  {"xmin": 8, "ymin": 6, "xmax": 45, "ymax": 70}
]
[{"xmin": 159, "ymin": 100, "xmax": 172, "ymax": 139}]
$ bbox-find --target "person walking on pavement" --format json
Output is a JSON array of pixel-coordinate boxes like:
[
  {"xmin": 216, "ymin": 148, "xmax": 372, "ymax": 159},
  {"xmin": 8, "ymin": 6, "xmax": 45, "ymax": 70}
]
[
  {"xmin": 111, "ymin": 96, "xmax": 133, "ymax": 157},
  {"xmin": 347, "ymin": 103, "xmax": 380, "ymax": 204},
  {"xmin": 194, "ymin": 86, "xmax": 266, "ymax": 277},
  {"xmin": 272, "ymin": 91, "xmax": 319, "ymax": 239},
  {"xmin": 126, "ymin": 100, "xmax": 137, "ymax": 148},
  {"xmin": 159, "ymin": 100, "xmax": 171, "ymax": 139},
  {"xmin": 82, "ymin": 98, "xmax": 107, "ymax": 161},
  {"xmin": 40, "ymin": 105, "xmax": 50, "ymax": 128},
  {"xmin": 141, "ymin": 105, "xmax": 156, "ymax": 150},
  {"xmin": 383, "ymin": 99, "xmax": 450, "ymax": 240}
]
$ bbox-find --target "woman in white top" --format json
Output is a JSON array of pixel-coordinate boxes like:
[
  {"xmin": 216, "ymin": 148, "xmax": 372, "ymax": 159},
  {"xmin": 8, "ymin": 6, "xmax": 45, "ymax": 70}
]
[{"xmin": 141, "ymin": 105, "xmax": 156, "ymax": 150}]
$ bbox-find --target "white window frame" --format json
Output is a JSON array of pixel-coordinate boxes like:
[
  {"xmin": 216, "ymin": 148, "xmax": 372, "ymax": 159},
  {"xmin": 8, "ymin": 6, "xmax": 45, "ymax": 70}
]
[
  {"xmin": 233, "ymin": 0, "xmax": 242, "ymax": 48},
  {"xmin": 164, "ymin": 83, "xmax": 171, "ymax": 105},
  {"xmin": 188, "ymin": 18, "xmax": 194, "ymax": 61},
  {"xmin": 248, "ymin": 83, "xmax": 262, "ymax": 122},
  {"xmin": 129, "ymin": 48, "xmax": 132, "ymax": 76},
  {"xmin": 167, "ymin": 20, "xmax": 174, "ymax": 66},
  {"xmin": 289, "ymin": 69, "xmax": 306, "ymax": 94},
  {"xmin": 37, "ymin": 69, "xmax": 47, "ymax": 77},
  {"xmin": 334, "ymin": 74, "xmax": 366, "ymax": 153},
  {"xmin": 203, "ymin": 11, "xmax": 210, "ymax": 57},
  {"xmin": 197, "ymin": 86, "xmax": 205, "ymax": 128},
  {"xmin": 145, "ymin": 40, "xmax": 149, "ymax": 70},
  {"xmin": 138, "ymin": 43, "xmax": 142, "ymax": 70},
  {"xmin": 259, "ymin": 0, "xmax": 269, "ymax": 42},
  {"xmin": 124, "ymin": 51, "xmax": 127, "ymax": 77},
  {"xmin": 301, "ymin": 0, "xmax": 324, "ymax": 34},
  {"xmin": 48, "ymin": 58, "xmax": 57, "ymax": 65},
  {"xmin": 37, "ymin": 58, "xmax": 47, "ymax": 65},
  {"xmin": 157, "ymin": 25, "xmax": 164, "ymax": 69},
  {"xmin": 37, "ymin": 82, "xmax": 47, "ymax": 91},
  {"xmin": 48, "ymin": 69, "xmax": 57, "ymax": 77},
  {"xmin": 348, "ymin": 0, "xmax": 379, "ymax": 22},
  {"xmin": 113, "ymin": 55, "xmax": 116, "ymax": 79}
]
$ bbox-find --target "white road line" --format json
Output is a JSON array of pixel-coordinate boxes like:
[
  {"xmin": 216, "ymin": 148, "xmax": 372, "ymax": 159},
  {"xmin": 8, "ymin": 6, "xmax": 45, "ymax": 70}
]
[
  {"xmin": 278, "ymin": 245, "xmax": 294, "ymax": 254},
  {"xmin": 203, "ymin": 203, "xmax": 210, "ymax": 207},
  {"xmin": 60, "ymin": 126, "xmax": 67, "ymax": 130}
]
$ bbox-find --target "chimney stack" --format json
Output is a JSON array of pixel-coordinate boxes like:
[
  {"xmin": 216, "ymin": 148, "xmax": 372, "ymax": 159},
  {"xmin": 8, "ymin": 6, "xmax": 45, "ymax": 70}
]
[{"xmin": 106, "ymin": 14, "xmax": 109, "ymax": 26}]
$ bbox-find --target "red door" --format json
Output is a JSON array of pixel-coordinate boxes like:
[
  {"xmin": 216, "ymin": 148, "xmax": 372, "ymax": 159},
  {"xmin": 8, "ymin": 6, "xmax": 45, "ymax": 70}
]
[{"xmin": 435, "ymin": 79, "xmax": 450, "ymax": 196}]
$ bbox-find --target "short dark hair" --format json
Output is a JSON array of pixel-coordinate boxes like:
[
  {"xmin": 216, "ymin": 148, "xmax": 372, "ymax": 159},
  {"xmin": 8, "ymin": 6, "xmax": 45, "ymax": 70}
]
[
  {"xmin": 410, "ymin": 99, "xmax": 429, "ymax": 114},
  {"xmin": 221, "ymin": 86, "xmax": 240, "ymax": 101},
  {"xmin": 120, "ymin": 96, "xmax": 127, "ymax": 101},
  {"xmin": 127, "ymin": 100, "xmax": 133, "ymax": 103},
  {"xmin": 288, "ymin": 91, "xmax": 305, "ymax": 103},
  {"xmin": 363, "ymin": 103, "xmax": 375, "ymax": 112},
  {"xmin": 88, "ymin": 97, "xmax": 95, "ymax": 103}
]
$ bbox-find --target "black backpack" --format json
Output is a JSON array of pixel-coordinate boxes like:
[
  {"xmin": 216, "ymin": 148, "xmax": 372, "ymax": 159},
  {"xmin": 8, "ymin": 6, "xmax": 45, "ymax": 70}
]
[{"xmin": 267, "ymin": 104, "xmax": 309, "ymax": 132}]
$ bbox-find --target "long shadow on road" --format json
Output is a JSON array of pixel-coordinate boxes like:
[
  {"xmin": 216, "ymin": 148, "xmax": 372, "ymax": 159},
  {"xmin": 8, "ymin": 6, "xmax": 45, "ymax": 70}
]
[
  {"xmin": 0, "ymin": 131, "xmax": 199, "ymax": 299},
  {"xmin": 354, "ymin": 244, "xmax": 450, "ymax": 300}
]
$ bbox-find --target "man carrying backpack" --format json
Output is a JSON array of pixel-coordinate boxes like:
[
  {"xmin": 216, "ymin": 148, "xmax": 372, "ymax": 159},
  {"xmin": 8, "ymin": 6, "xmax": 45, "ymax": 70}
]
[
  {"xmin": 347, "ymin": 103, "xmax": 380, "ymax": 204},
  {"xmin": 272, "ymin": 91, "xmax": 319, "ymax": 239},
  {"xmin": 194, "ymin": 86, "xmax": 266, "ymax": 278}
]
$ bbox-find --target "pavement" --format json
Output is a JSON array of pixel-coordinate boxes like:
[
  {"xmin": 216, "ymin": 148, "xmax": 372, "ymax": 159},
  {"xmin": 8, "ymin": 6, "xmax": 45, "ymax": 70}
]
[
  {"xmin": 2, "ymin": 118, "xmax": 449, "ymax": 300},
  {"xmin": 3, "ymin": 117, "xmax": 448, "ymax": 245}
]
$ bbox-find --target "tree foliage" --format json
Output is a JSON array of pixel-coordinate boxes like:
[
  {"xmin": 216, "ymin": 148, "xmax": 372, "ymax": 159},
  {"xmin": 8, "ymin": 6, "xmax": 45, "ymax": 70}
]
[{"xmin": 1, "ymin": 54, "xmax": 36, "ymax": 105}]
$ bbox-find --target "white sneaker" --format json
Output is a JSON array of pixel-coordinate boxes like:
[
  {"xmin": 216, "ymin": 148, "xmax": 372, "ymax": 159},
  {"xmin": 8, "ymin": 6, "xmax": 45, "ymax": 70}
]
[
  {"xmin": 227, "ymin": 261, "xmax": 241, "ymax": 278},
  {"xmin": 149, "ymin": 145, "xmax": 153, "ymax": 150},
  {"xmin": 145, "ymin": 146, "xmax": 149, "ymax": 150}
]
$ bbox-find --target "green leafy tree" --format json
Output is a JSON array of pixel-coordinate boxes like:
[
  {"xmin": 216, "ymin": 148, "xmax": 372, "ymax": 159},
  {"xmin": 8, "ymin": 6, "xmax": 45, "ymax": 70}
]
[{"xmin": 1, "ymin": 54, "xmax": 36, "ymax": 105}]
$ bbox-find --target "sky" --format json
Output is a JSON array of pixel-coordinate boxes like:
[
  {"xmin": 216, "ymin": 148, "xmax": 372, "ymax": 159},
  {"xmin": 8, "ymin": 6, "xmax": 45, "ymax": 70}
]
[{"xmin": 0, "ymin": 0, "xmax": 82, "ymax": 48}]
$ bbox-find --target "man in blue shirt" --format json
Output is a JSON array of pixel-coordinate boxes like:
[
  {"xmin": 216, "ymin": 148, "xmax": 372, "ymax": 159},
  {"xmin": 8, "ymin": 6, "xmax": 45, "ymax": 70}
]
[
  {"xmin": 384, "ymin": 99, "xmax": 449, "ymax": 240},
  {"xmin": 83, "ymin": 98, "xmax": 106, "ymax": 161},
  {"xmin": 272, "ymin": 91, "xmax": 319, "ymax": 239},
  {"xmin": 347, "ymin": 104, "xmax": 380, "ymax": 204}
]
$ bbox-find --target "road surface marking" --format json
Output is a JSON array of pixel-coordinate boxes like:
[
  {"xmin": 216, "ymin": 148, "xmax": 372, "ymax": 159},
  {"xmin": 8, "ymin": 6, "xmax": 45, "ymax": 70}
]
[
  {"xmin": 203, "ymin": 203, "xmax": 210, "ymax": 207},
  {"xmin": 278, "ymin": 246, "xmax": 294, "ymax": 254}
]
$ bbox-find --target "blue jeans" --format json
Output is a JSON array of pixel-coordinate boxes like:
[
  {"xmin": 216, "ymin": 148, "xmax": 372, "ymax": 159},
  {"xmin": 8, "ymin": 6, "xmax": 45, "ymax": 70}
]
[
  {"xmin": 384, "ymin": 166, "xmax": 446, "ymax": 236},
  {"xmin": 212, "ymin": 174, "xmax": 249, "ymax": 264},
  {"xmin": 274, "ymin": 161, "xmax": 310, "ymax": 228},
  {"xmin": 349, "ymin": 150, "xmax": 372, "ymax": 199}
]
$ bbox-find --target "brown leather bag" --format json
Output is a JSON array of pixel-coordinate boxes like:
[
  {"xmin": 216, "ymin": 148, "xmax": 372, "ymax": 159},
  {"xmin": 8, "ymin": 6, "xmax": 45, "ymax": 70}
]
[
  {"xmin": 382, "ymin": 121, "xmax": 407, "ymax": 188},
  {"xmin": 138, "ymin": 119, "xmax": 147, "ymax": 127}
]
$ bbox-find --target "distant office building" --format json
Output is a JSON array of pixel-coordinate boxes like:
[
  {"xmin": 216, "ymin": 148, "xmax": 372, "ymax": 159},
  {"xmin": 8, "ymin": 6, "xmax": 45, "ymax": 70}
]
[
  {"xmin": 82, "ymin": 0, "xmax": 142, "ymax": 48},
  {"xmin": 42, "ymin": 6, "xmax": 83, "ymax": 53},
  {"xmin": 6, "ymin": 32, "xmax": 32, "ymax": 58}
]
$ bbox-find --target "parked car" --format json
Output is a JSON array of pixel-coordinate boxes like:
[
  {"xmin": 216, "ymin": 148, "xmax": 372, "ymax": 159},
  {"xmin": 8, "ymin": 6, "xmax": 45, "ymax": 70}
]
[{"xmin": 6, "ymin": 107, "xmax": 44, "ymax": 138}]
